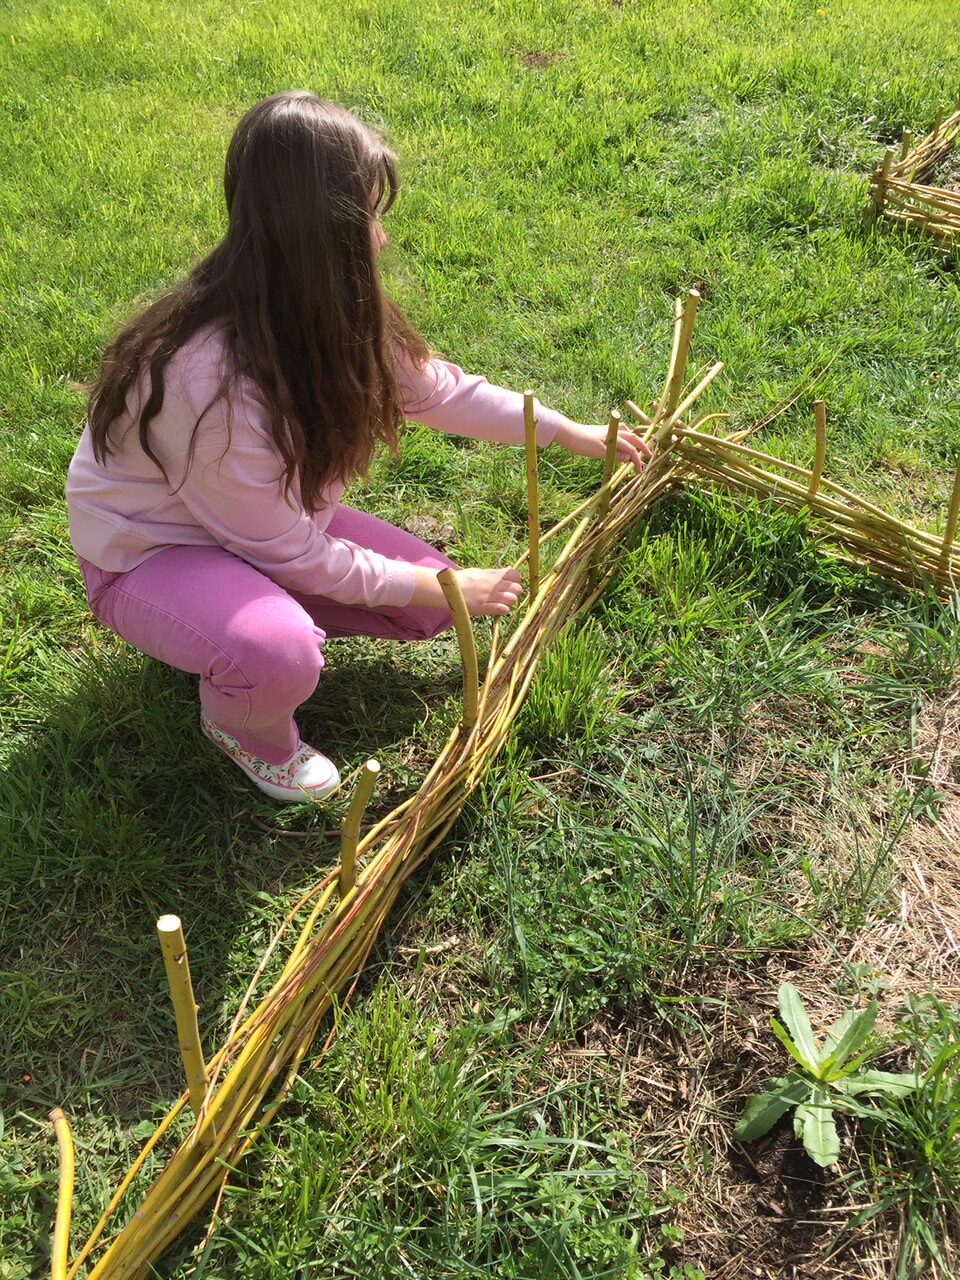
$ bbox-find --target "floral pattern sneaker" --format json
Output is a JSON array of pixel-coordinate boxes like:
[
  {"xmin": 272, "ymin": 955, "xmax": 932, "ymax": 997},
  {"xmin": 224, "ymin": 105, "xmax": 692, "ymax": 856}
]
[{"xmin": 200, "ymin": 712, "xmax": 341, "ymax": 803}]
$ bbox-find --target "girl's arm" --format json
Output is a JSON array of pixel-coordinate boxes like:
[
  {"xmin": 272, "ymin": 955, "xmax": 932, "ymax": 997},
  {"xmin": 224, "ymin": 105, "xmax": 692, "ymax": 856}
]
[
  {"xmin": 393, "ymin": 348, "xmax": 570, "ymax": 447},
  {"xmin": 393, "ymin": 347, "xmax": 649, "ymax": 472}
]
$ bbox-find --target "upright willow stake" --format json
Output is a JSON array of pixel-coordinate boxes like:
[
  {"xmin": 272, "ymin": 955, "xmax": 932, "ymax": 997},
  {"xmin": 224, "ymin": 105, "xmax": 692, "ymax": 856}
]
[
  {"xmin": 340, "ymin": 760, "xmax": 381, "ymax": 897},
  {"xmin": 808, "ymin": 400, "xmax": 827, "ymax": 503},
  {"xmin": 588, "ymin": 411, "xmax": 622, "ymax": 592},
  {"xmin": 939, "ymin": 458, "xmax": 960, "ymax": 573},
  {"xmin": 649, "ymin": 290, "xmax": 701, "ymax": 452},
  {"xmin": 900, "ymin": 128, "xmax": 913, "ymax": 161},
  {"xmin": 437, "ymin": 567, "xmax": 479, "ymax": 731},
  {"xmin": 871, "ymin": 145, "xmax": 896, "ymax": 218},
  {"xmin": 49, "ymin": 1108, "xmax": 74, "ymax": 1280},
  {"xmin": 599, "ymin": 410, "xmax": 622, "ymax": 517},
  {"xmin": 523, "ymin": 391, "xmax": 541, "ymax": 601},
  {"xmin": 156, "ymin": 916, "xmax": 209, "ymax": 1125},
  {"xmin": 661, "ymin": 288, "xmax": 701, "ymax": 421}
]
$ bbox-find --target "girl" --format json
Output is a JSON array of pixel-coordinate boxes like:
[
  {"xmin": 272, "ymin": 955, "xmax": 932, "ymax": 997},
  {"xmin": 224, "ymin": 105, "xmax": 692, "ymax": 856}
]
[{"xmin": 66, "ymin": 91, "xmax": 649, "ymax": 804}]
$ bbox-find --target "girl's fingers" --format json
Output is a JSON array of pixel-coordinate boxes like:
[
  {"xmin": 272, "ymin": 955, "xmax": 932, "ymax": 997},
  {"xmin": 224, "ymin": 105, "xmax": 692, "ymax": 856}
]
[
  {"xmin": 616, "ymin": 440, "xmax": 644, "ymax": 473},
  {"xmin": 621, "ymin": 428, "xmax": 652, "ymax": 459}
]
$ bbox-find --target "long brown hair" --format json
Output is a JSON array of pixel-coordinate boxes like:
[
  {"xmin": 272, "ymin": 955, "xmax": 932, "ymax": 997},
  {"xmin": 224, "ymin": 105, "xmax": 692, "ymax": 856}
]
[{"xmin": 86, "ymin": 91, "xmax": 433, "ymax": 511}]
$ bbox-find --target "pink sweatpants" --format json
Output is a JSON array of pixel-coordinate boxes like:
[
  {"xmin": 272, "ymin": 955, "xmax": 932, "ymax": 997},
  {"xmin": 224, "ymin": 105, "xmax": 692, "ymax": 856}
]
[{"xmin": 77, "ymin": 504, "xmax": 458, "ymax": 764}]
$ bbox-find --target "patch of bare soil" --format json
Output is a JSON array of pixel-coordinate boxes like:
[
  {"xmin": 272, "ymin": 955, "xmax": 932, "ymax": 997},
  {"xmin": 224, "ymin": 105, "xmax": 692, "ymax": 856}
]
[
  {"xmin": 519, "ymin": 50, "xmax": 563, "ymax": 70},
  {"xmin": 399, "ymin": 512, "xmax": 456, "ymax": 552},
  {"xmin": 718, "ymin": 1125, "xmax": 835, "ymax": 1280},
  {"xmin": 932, "ymin": 150, "xmax": 960, "ymax": 196},
  {"xmin": 519, "ymin": 991, "xmax": 875, "ymax": 1279}
]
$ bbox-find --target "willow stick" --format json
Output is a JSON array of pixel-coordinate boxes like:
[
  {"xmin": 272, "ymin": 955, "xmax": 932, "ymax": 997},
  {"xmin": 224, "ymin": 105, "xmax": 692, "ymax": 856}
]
[
  {"xmin": 156, "ymin": 917, "xmax": 209, "ymax": 1124},
  {"xmin": 809, "ymin": 400, "xmax": 827, "ymax": 503},
  {"xmin": 660, "ymin": 289, "xmax": 700, "ymax": 422},
  {"xmin": 523, "ymin": 391, "xmax": 541, "ymax": 600},
  {"xmin": 884, "ymin": 182, "xmax": 960, "ymax": 214},
  {"xmin": 871, "ymin": 145, "xmax": 896, "ymax": 218},
  {"xmin": 900, "ymin": 129, "xmax": 913, "ymax": 162},
  {"xmin": 623, "ymin": 398, "xmax": 653, "ymax": 426},
  {"xmin": 883, "ymin": 209, "xmax": 960, "ymax": 238},
  {"xmin": 660, "ymin": 295, "xmax": 684, "ymax": 416},
  {"xmin": 598, "ymin": 411, "xmax": 621, "ymax": 520},
  {"xmin": 339, "ymin": 760, "xmax": 381, "ymax": 897},
  {"xmin": 485, "ymin": 615, "xmax": 502, "ymax": 681},
  {"xmin": 437, "ymin": 568, "xmax": 480, "ymax": 731},
  {"xmin": 882, "ymin": 194, "xmax": 960, "ymax": 222},
  {"xmin": 676, "ymin": 428, "xmax": 947, "ymax": 543},
  {"xmin": 660, "ymin": 361, "xmax": 724, "ymax": 433},
  {"xmin": 939, "ymin": 459, "xmax": 960, "ymax": 573},
  {"xmin": 49, "ymin": 1109, "xmax": 74, "ymax": 1280}
]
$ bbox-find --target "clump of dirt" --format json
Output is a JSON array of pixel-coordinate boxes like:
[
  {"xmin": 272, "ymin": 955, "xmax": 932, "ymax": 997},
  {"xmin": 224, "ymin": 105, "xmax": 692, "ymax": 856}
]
[
  {"xmin": 520, "ymin": 50, "xmax": 562, "ymax": 70},
  {"xmin": 399, "ymin": 512, "xmax": 456, "ymax": 551}
]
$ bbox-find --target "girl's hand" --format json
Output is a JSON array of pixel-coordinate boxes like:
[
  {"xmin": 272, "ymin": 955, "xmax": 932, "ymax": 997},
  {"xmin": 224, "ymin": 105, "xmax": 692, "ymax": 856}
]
[
  {"xmin": 410, "ymin": 565, "xmax": 524, "ymax": 616},
  {"xmin": 453, "ymin": 567, "xmax": 524, "ymax": 616},
  {"xmin": 553, "ymin": 421, "xmax": 652, "ymax": 475}
]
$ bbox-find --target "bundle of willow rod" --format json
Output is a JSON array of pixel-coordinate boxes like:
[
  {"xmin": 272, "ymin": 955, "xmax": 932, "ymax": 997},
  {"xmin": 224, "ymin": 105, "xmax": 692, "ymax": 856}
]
[
  {"xmin": 869, "ymin": 106, "xmax": 960, "ymax": 243},
  {"xmin": 667, "ymin": 413, "xmax": 960, "ymax": 597},
  {"xmin": 52, "ymin": 293, "xmax": 709, "ymax": 1280}
]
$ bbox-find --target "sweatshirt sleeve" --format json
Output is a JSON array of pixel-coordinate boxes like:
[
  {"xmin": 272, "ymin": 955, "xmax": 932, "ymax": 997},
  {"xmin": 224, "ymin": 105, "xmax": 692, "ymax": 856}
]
[
  {"xmin": 393, "ymin": 346, "xmax": 570, "ymax": 448},
  {"xmin": 164, "ymin": 389, "xmax": 417, "ymax": 608}
]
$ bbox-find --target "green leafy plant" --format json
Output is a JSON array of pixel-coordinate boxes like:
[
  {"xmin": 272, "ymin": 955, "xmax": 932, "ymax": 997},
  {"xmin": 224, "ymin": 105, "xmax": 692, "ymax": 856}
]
[
  {"xmin": 836, "ymin": 995, "xmax": 960, "ymax": 1279},
  {"xmin": 735, "ymin": 982, "xmax": 916, "ymax": 1167}
]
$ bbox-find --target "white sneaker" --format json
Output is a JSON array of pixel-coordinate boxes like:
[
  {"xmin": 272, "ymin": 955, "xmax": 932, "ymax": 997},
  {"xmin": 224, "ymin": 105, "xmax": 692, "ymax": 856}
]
[{"xmin": 200, "ymin": 712, "xmax": 341, "ymax": 803}]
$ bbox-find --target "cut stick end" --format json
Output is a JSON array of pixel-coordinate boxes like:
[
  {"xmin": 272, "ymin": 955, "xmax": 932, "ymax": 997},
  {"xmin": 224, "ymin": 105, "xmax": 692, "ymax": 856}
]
[
  {"xmin": 157, "ymin": 915, "xmax": 183, "ymax": 935},
  {"xmin": 364, "ymin": 759, "xmax": 381, "ymax": 775}
]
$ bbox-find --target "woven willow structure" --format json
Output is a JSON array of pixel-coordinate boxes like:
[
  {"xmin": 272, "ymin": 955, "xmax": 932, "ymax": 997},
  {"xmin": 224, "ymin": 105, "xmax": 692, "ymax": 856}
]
[
  {"xmin": 47, "ymin": 293, "xmax": 960, "ymax": 1279},
  {"xmin": 869, "ymin": 106, "xmax": 960, "ymax": 244}
]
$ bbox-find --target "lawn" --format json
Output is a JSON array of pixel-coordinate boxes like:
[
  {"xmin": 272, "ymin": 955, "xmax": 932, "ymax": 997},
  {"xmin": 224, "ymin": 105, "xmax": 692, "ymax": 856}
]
[{"xmin": 2, "ymin": 0, "xmax": 960, "ymax": 1276}]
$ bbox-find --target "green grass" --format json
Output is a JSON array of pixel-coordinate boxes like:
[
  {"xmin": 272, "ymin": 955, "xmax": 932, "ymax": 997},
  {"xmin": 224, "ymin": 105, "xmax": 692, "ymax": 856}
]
[{"xmin": 3, "ymin": 1, "xmax": 960, "ymax": 1276}]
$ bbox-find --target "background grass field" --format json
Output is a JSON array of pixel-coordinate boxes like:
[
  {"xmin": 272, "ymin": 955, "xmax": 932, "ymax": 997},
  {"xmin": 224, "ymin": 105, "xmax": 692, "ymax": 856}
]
[{"xmin": 3, "ymin": 0, "xmax": 960, "ymax": 1276}]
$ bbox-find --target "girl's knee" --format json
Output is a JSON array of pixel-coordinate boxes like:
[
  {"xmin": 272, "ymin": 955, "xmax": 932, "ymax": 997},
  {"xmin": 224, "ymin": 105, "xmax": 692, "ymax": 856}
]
[{"xmin": 220, "ymin": 597, "xmax": 325, "ymax": 699}]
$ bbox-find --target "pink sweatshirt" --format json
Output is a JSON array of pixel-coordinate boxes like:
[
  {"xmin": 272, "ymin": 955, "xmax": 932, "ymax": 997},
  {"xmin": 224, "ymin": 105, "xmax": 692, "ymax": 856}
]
[{"xmin": 66, "ymin": 324, "xmax": 570, "ymax": 608}]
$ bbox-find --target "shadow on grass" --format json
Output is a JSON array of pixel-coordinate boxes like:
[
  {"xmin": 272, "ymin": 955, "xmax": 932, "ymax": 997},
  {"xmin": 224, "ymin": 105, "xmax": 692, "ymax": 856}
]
[{"xmin": 0, "ymin": 632, "xmax": 463, "ymax": 1131}]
